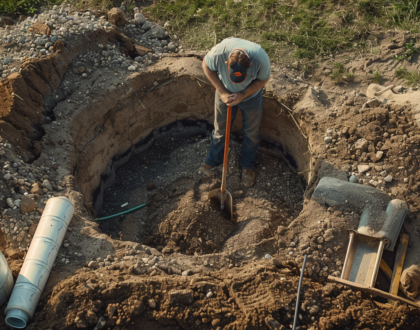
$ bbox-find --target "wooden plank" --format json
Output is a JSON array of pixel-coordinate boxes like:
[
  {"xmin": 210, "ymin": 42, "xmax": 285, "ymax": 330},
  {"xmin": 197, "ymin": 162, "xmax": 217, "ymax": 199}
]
[
  {"xmin": 328, "ymin": 276, "xmax": 420, "ymax": 309},
  {"xmin": 380, "ymin": 259, "xmax": 404, "ymax": 293},
  {"xmin": 390, "ymin": 234, "xmax": 409, "ymax": 299}
]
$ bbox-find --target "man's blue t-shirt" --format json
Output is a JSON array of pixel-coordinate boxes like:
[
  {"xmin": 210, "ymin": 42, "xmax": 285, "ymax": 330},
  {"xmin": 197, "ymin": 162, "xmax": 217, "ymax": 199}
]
[{"xmin": 204, "ymin": 37, "xmax": 271, "ymax": 102}]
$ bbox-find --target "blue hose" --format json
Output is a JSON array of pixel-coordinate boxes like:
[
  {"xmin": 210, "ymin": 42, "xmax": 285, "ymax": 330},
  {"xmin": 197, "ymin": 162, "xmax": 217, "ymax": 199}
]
[{"xmin": 95, "ymin": 203, "xmax": 146, "ymax": 221}]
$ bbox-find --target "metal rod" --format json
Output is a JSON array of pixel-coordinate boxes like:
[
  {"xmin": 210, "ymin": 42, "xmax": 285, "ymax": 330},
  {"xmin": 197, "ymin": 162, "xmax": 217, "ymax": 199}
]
[
  {"xmin": 341, "ymin": 231, "xmax": 355, "ymax": 280},
  {"xmin": 370, "ymin": 240, "xmax": 385, "ymax": 288},
  {"xmin": 292, "ymin": 254, "xmax": 307, "ymax": 330}
]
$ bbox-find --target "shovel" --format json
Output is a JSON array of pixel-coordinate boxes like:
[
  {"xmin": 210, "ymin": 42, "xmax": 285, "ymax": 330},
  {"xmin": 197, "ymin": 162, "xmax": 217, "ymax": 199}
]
[{"xmin": 208, "ymin": 106, "xmax": 233, "ymax": 221}]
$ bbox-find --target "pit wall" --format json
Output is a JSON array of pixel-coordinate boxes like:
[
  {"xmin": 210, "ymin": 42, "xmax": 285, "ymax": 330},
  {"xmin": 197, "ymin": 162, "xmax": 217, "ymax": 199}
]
[
  {"xmin": 67, "ymin": 57, "xmax": 311, "ymax": 207},
  {"xmin": 0, "ymin": 27, "xmax": 135, "ymax": 162}
]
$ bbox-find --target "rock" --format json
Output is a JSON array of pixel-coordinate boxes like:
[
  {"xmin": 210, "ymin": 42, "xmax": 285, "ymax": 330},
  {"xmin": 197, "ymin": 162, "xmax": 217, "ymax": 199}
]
[
  {"xmin": 20, "ymin": 195, "xmax": 35, "ymax": 214},
  {"xmin": 75, "ymin": 310, "xmax": 98, "ymax": 328},
  {"xmin": 3, "ymin": 58, "xmax": 13, "ymax": 65},
  {"xmin": 401, "ymin": 265, "xmax": 420, "ymax": 299},
  {"xmin": 358, "ymin": 165, "xmax": 370, "ymax": 173},
  {"xmin": 323, "ymin": 229, "xmax": 335, "ymax": 242},
  {"xmin": 94, "ymin": 316, "xmax": 107, "ymax": 330},
  {"xmin": 8, "ymin": 248, "xmax": 24, "ymax": 259},
  {"xmin": 394, "ymin": 86, "xmax": 404, "ymax": 93},
  {"xmin": 147, "ymin": 182, "xmax": 155, "ymax": 191},
  {"xmin": 28, "ymin": 222, "xmax": 38, "ymax": 236},
  {"xmin": 31, "ymin": 182, "xmax": 42, "ymax": 194},
  {"xmin": 384, "ymin": 175, "xmax": 393, "ymax": 183},
  {"xmin": 355, "ymin": 138, "xmax": 369, "ymax": 151},
  {"xmin": 264, "ymin": 254, "xmax": 272, "ymax": 260},
  {"xmin": 375, "ymin": 150, "xmax": 384, "ymax": 161},
  {"xmin": 135, "ymin": 44, "xmax": 152, "ymax": 56},
  {"xmin": 349, "ymin": 175, "xmax": 358, "ymax": 183},
  {"xmin": 51, "ymin": 35, "xmax": 58, "ymax": 43},
  {"xmin": 148, "ymin": 298, "xmax": 156, "ymax": 309},
  {"xmin": 182, "ymin": 269, "xmax": 193, "ymax": 276},
  {"xmin": 142, "ymin": 21, "xmax": 153, "ymax": 31},
  {"xmin": 32, "ymin": 22, "xmax": 51, "ymax": 36},
  {"xmin": 169, "ymin": 289, "xmax": 194, "ymax": 305},
  {"xmin": 265, "ymin": 316, "xmax": 283, "ymax": 330},
  {"xmin": 106, "ymin": 305, "xmax": 117, "ymax": 318},
  {"xmin": 324, "ymin": 136, "xmax": 332, "ymax": 144},
  {"xmin": 108, "ymin": 8, "xmax": 126, "ymax": 26},
  {"xmin": 143, "ymin": 25, "xmax": 168, "ymax": 39},
  {"xmin": 6, "ymin": 198, "xmax": 14, "ymax": 208},
  {"xmin": 168, "ymin": 42, "xmax": 176, "ymax": 52},
  {"xmin": 309, "ymin": 305, "xmax": 320, "ymax": 315},
  {"xmin": 363, "ymin": 98, "xmax": 382, "ymax": 108},
  {"xmin": 134, "ymin": 12, "xmax": 146, "ymax": 24},
  {"xmin": 206, "ymin": 291, "xmax": 213, "ymax": 298},
  {"xmin": 128, "ymin": 65, "xmax": 136, "ymax": 71},
  {"xmin": 127, "ymin": 300, "xmax": 145, "ymax": 317},
  {"xmin": 43, "ymin": 179, "xmax": 53, "ymax": 191},
  {"xmin": 88, "ymin": 261, "xmax": 99, "ymax": 269}
]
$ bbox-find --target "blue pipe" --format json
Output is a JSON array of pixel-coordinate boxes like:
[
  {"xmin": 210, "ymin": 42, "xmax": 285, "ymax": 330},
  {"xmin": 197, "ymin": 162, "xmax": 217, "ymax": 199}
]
[{"xmin": 95, "ymin": 203, "xmax": 146, "ymax": 221}]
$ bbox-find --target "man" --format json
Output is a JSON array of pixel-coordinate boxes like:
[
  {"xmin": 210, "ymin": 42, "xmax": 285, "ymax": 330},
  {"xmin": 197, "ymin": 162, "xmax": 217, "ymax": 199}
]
[{"xmin": 199, "ymin": 37, "xmax": 271, "ymax": 187}]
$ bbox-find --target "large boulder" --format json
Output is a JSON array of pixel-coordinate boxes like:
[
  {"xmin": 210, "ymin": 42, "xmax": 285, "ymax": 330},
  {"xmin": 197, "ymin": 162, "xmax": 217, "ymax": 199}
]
[{"xmin": 108, "ymin": 8, "xmax": 126, "ymax": 26}]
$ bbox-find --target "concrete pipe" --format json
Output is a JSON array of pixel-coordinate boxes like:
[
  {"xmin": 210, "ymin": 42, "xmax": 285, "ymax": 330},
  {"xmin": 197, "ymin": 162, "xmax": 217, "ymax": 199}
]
[
  {"xmin": 5, "ymin": 197, "xmax": 74, "ymax": 329},
  {"xmin": 0, "ymin": 250, "xmax": 14, "ymax": 306}
]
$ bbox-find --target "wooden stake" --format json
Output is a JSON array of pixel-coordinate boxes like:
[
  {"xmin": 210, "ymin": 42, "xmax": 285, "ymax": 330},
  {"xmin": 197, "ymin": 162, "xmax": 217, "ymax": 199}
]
[{"xmin": 389, "ymin": 234, "xmax": 409, "ymax": 303}]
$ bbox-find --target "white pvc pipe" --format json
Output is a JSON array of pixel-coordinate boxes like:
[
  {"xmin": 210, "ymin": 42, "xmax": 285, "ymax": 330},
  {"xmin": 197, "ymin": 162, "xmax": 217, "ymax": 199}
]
[
  {"xmin": 0, "ymin": 249, "xmax": 14, "ymax": 306},
  {"xmin": 5, "ymin": 197, "xmax": 74, "ymax": 329}
]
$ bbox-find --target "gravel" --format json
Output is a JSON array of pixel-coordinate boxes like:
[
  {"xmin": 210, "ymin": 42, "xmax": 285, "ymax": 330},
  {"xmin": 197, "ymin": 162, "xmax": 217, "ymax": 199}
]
[{"xmin": 0, "ymin": 4, "xmax": 179, "ymax": 81}]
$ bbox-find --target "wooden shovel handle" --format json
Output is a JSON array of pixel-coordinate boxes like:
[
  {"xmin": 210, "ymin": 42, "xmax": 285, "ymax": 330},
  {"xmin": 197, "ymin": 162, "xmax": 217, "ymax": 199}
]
[{"xmin": 221, "ymin": 106, "xmax": 232, "ymax": 194}]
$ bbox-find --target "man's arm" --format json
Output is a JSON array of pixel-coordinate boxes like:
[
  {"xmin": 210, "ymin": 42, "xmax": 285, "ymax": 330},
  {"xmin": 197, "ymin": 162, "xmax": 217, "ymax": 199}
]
[
  {"xmin": 202, "ymin": 59, "xmax": 233, "ymax": 104},
  {"xmin": 226, "ymin": 78, "xmax": 270, "ymax": 107}
]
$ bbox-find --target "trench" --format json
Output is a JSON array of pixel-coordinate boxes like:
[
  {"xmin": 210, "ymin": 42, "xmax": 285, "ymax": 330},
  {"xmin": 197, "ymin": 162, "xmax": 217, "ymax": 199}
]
[{"xmin": 72, "ymin": 75, "xmax": 312, "ymax": 256}]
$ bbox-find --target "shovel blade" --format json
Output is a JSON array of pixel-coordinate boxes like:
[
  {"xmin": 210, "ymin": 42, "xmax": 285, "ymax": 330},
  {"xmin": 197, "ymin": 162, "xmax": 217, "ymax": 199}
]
[{"xmin": 208, "ymin": 188, "xmax": 233, "ymax": 221}]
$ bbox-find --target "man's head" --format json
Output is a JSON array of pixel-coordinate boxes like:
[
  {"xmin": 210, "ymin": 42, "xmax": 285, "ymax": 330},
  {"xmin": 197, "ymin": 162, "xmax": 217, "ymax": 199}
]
[{"xmin": 227, "ymin": 49, "xmax": 251, "ymax": 84}]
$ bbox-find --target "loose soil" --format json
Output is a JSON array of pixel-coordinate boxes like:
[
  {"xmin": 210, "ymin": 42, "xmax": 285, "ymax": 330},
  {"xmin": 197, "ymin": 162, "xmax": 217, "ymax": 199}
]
[
  {"xmin": 2, "ymin": 9, "xmax": 420, "ymax": 330},
  {"xmin": 98, "ymin": 124, "xmax": 303, "ymax": 256}
]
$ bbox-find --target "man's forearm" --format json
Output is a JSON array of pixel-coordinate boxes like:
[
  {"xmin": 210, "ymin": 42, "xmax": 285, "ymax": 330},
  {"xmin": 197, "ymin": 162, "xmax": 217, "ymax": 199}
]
[
  {"xmin": 240, "ymin": 78, "xmax": 270, "ymax": 99},
  {"xmin": 202, "ymin": 60, "xmax": 229, "ymax": 94}
]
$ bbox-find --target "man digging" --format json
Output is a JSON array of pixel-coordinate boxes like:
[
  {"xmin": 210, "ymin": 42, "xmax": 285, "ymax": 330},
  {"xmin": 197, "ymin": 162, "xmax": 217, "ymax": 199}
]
[{"xmin": 199, "ymin": 37, "xmax": 271, "ymax": 187}]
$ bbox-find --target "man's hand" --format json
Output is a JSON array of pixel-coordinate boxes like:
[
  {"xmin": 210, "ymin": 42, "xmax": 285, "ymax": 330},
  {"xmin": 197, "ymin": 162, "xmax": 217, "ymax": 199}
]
[
  {"xmin": 220, "ymin": 92, "xmax": 234, "ymax": 104},
  {"xmin": 226, "ymin": 92, "xmax": 245, "ymax": 107}
]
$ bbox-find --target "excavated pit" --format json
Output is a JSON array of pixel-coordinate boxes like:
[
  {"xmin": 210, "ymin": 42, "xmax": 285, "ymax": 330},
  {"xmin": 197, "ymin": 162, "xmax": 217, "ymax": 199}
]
[
  {"xmin": 71, "ymin": 70, "xmax": 312, "ymax": 257},
  {"xmin": 94, "ymin": 119, "xmax": 306, "ymax": 256},
  {"xmin": 4, "ymin": 23, "xmax": 420, "ymax": 330}
]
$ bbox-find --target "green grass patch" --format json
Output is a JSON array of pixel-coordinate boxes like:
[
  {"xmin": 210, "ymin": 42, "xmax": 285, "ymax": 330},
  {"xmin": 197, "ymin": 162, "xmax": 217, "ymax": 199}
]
[
  {"xmin": 4, "ymin": 0, "xmax": 420, "ymax": 67},
  {"xmin": 395, "ymin": 67, "xmax": 408, "ymax": 78},
  {"xmin": 144, "ymin": 0, "xmax": 420, "ymax": 65},
  {"xmin": 406, "ymin": 70, "xmax": 420, "ymax": 85},
  {"xmin": 394, "ymin": 67, "xmax": 420, "ymax": 85},
  {"xmin": 0, "ymin": 0, "xmax": 63, "ymax": 15},
  {"xmin": 394, "ymin": 39, "xmax": 420, "ymax": 61}
]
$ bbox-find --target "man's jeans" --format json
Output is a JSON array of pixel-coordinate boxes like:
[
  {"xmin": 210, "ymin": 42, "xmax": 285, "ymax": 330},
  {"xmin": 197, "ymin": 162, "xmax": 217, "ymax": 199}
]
[{"xmin": 205, "ymin": 90, "xmax": 263, "ymax": 170}]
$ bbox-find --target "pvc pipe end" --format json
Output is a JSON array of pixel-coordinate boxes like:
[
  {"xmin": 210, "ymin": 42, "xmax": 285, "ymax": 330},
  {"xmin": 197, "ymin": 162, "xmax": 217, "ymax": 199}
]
[{"xmin": 6, "ymin": 309, "xmax": 29, "ymax": 329}]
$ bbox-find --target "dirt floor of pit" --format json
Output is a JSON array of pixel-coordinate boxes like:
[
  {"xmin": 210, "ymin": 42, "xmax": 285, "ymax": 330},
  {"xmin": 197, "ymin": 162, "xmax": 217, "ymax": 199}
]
[{"xmin": 97, "ymin": 123, "xmax": 304, "ymax": 257}]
